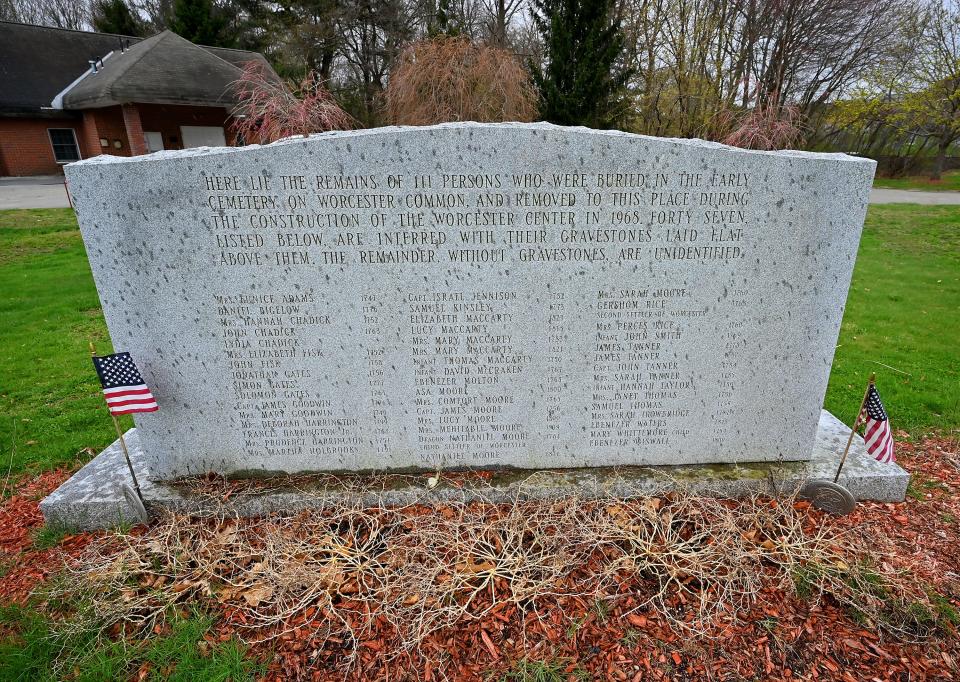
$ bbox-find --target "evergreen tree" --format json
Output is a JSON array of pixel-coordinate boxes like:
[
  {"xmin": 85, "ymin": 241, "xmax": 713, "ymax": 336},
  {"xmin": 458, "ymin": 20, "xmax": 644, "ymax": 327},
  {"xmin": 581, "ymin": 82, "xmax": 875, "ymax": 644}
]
[
  {"xmin": 428, "ymin": 0, "xmax": 461, "ymax": 38},
  {"xmin": 170, "ymin": 0, "xmax": 231, "ymax": 46},
  {"xmin": 92, "ymin": 0, "xmax": 145, "ymax": 36},
  {"xmin": 529, "ymin": 0, "xmax": 633, "ymax": 128}
]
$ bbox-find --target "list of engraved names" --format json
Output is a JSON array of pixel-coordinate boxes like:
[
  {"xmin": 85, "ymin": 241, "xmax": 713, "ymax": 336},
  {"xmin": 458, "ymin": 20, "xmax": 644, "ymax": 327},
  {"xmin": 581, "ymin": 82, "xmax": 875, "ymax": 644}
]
[{"xmin": 205, "ymin": 169, "xmax": 751, "ymax": 467}]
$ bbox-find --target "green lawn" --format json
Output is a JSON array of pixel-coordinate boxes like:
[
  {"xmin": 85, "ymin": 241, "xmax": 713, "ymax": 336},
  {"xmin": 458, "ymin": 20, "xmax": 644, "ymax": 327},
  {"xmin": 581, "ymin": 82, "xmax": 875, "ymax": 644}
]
[
  {"xmin": 0, "ymin": 209, "xmax": 131, "ymax": 476},
  {"xmin": 0, "ymin": 205, "xmax": 958, "ymax": 478},
  {"xmin": 824, "ymin": 204, "xmax": 960, "ymax": 434},
  {"xmin": 0, "ymin": 605, "xmax": 262, "ymax": 681},
  {"xmin": 873, "ymin": 169, "xmax": 960, "ymax": 192}
]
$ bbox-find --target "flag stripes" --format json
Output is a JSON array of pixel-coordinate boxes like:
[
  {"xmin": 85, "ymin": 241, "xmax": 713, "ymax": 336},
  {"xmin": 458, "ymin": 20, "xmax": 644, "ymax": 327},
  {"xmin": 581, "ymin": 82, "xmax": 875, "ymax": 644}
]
[{"xmin": 862, "ymin": 384, "xmax": 894, "ymax": 464}]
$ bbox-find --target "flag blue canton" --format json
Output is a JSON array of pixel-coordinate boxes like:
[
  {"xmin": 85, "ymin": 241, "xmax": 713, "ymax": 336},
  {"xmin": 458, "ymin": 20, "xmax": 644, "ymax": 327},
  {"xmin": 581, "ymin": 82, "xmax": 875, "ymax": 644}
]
[
  {"xmin": 93, "ymin": 352, "xmax": 146, "ymax": 389},
  {"xmin": 865, "ymin": 386, "xmax": 888, "ymax": 422}
]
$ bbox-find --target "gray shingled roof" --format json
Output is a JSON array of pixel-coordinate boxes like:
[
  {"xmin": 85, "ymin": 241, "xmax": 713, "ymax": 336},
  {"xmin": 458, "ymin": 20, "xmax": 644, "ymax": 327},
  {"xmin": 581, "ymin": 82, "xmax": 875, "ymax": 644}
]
[
  {"xmin": 62, "ymin": 31, "xmax": 251, "ymax": 109},
  {"xmin": 0, "ymin": 21, "xmax": 275, "ymax": 115}
]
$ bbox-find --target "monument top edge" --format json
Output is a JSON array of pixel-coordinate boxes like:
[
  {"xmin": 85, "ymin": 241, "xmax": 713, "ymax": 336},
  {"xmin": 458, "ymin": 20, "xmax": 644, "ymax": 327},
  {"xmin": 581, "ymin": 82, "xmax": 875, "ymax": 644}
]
[{"xmin": 65, "ymin": 121, "xmax": 875, "ymax": 170}]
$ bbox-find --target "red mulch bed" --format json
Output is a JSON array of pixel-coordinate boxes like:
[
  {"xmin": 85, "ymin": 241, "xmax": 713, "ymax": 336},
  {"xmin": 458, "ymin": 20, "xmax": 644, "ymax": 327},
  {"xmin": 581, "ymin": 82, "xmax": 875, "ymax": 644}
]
[
  {"xmin": 251, "ymin": 436, "xmax": 960, "ymax": 681},
  {"xmin": 2, "ymin": 438, "xmax": 958, "ymax": 681},
  {"xmin": 0, "ymin": 469, "xmax": 97, "ymax": 605}
]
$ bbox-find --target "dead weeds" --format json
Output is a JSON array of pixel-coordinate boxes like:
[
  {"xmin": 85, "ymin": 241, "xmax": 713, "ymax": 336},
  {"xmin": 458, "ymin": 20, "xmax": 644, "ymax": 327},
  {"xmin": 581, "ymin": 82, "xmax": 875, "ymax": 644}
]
[
  {"xmin": 42, "ymin": 484, "xmax": 953, "ymax": 678},
  {"xmin": 4, "ymin": 436, "xmax": 959, "ymax": 680}
]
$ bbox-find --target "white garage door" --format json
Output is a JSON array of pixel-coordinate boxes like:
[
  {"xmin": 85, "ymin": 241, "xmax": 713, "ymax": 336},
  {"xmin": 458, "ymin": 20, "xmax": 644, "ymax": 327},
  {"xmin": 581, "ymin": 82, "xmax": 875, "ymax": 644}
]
[
  {"xmin": 180, "ymin": 126, "xmax": 226, "ymax": 148},
  {"xmin": 145, "ymin": 131, "xmax": 164, "ymax": 152}
]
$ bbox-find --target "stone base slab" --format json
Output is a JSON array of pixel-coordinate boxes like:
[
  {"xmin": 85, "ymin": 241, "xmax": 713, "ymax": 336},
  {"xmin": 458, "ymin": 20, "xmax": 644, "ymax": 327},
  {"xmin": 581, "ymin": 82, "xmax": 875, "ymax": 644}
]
[{"xmin": 41, "ymin": 410, "xmax": 909, "ymax": 530}]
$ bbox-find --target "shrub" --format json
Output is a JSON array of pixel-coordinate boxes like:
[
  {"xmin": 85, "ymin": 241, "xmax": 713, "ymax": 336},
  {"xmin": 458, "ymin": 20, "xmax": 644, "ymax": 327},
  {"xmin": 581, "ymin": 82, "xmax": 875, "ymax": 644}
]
[
  {"xmin": 231, "ymin": 62, "xmax": 353, "ymax": 144},
  {"xmin": 719, "ymin": 100, "xmax": 804, "ymax": 151},
  {"xmin": 384, "ymin": 36, "xmax": 538, "ymax": 126}
]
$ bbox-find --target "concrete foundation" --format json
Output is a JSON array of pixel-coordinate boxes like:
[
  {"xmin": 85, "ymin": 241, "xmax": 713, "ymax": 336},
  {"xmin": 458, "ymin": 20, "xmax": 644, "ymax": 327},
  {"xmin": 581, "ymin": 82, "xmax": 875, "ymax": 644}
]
[{"xmin": 41, "ymin": 410, "xmax": 909, "ymax": 530}]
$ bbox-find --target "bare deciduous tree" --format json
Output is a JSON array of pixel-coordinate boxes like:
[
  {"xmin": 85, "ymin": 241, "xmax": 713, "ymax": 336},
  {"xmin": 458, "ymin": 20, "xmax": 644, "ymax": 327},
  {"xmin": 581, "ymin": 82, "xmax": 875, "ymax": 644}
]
[
  {"xmin": 830, "ymin": 1, "xmax": 960, "ymax": 178},
  {"xmin": 7, "ymin": 0, "xmax": 93, "ymax": 29},
  {"xmin": 337, "ymin": 0, "xmax": 415, "ymax": 124},
  {"xmin": 481, "ymin": 0, "xmax": 524, "ymax": 47},
  {"xmin": 748, "ymin": 0, "xmax": 906, "ymax": 130},
  {"xmin": 129, "ymin": 0, "xmax": 174, "ymax": 31},
  {"xmin": 619, "ymin": 0, "xmax": 910, "ymax": 142}
]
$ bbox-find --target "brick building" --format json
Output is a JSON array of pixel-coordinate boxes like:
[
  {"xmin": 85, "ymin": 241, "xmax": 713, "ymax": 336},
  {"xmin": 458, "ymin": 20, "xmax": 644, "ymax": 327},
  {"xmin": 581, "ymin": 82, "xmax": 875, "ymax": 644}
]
[{"xmin": 0, "ymin": 22, "xmax": 277, "ymax": 177}]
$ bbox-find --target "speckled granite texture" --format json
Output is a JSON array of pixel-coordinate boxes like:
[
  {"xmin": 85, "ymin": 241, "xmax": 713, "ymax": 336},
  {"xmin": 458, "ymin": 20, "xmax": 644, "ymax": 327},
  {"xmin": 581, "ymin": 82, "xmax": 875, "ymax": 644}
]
[
  {"xmin": 41, "ymin": 410, "xmax": 908, "ymax": 530},
  {"xmin": 66, "ymin": 123, "xmax": 875, "ymax": 477}
]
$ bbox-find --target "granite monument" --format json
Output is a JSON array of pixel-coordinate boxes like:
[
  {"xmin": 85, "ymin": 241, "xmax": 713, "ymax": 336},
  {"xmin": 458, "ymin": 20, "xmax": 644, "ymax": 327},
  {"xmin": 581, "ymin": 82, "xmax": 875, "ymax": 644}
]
[{"xmin": 63, "ymin": 123, "xmax": 878, "ymax": 480}]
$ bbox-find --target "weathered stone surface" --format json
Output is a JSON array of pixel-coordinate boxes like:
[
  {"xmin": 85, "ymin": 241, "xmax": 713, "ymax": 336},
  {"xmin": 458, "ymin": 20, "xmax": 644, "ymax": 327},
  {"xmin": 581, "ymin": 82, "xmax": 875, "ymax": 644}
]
[
  {"xmin": 40, "ymin": 411, "xmax": 910, "ymax": 530},
  {"xmin": 66, "ymin": 123, "xmax": 875, "ymax": 478}
]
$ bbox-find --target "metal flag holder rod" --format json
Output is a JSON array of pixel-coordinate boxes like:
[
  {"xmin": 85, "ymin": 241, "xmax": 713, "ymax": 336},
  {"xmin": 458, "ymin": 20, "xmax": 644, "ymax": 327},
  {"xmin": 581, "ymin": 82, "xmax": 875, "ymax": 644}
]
[{"xmin": 801, "ymin": 372, "xmax": 875, "ymax": 515}]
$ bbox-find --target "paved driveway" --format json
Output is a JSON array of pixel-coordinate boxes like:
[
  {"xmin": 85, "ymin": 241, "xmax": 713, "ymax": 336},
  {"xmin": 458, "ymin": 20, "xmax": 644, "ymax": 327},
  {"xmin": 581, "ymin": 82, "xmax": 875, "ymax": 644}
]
[
  {"xmin": 3, "ymin": 176, "xmax": 960, "ymax": 210},
  {"xmin": 0, "ymin": 176, "xmax": 72, "ymax": 209},
  {"xmin": 869, "ymin": 188, "xmax": 960, "ymax": 204}
]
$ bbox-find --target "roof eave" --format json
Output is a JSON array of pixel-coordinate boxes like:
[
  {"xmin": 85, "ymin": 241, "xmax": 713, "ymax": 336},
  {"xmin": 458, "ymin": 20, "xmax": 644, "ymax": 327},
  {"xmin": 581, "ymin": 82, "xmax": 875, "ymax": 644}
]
[
  {"xmin": 0, "ymin": 107, "xmax": 82, "ymax": 119},
  {"xmin": 132, "ymin": 97, "xmax": 238, "ymax": 108},
  {"xmin": 61, "ymin": 97, "xmax": 238, "ymax": 110},
  {"xmin": 60, "ymin": 96, "xmax": 123, "ymax": 110}
]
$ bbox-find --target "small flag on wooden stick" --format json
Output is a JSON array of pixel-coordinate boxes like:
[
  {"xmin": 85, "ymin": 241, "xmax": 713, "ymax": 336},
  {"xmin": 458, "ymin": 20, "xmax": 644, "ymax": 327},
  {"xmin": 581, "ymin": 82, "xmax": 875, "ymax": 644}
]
[
  {"xmin": 834, "ymin": 373, "xmax": 895, "ymax": 484},
  {"xmin": 862, "ymin": 384, "xmax": 894, "ymax": 463},
  {"xmin": 92, "ymin": 352, "xmax": 158, "ymax": 415},
  {"xmin": 90, "ymin": 348, "xmax": 155, "ymax": 520}
]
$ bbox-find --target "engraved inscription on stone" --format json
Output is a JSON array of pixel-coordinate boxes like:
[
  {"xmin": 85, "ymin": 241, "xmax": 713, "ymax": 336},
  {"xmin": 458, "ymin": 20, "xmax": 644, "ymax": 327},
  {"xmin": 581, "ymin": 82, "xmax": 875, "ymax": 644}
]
[{"xmin": 67, "ymin": 123, "xmax": 875, "ymax": 478}]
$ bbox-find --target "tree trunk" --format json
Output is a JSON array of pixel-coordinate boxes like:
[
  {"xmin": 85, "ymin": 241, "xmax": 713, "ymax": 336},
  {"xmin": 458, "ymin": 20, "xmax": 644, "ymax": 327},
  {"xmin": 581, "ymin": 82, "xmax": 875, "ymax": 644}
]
[{"xmin": 931, "ymin": 137, "xmax": 949, "ymax": 181}]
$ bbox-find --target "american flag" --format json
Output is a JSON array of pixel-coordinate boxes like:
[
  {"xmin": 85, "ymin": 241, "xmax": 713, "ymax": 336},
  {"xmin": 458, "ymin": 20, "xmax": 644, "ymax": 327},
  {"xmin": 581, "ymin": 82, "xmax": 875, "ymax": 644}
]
[
  {"xmin": 92, "ymin": 352, "xmax": 158, "ymax": 416},
  {"xmin": 862, "ymin": 384, "xmax": 894, "ymax": 463}
]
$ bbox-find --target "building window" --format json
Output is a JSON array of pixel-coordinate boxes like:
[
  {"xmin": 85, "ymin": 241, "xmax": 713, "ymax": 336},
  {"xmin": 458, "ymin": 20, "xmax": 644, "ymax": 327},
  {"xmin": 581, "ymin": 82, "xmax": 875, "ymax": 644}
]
[{"xmin": 48, "ymin": 128, "xmax": 81, "ymax": 163}]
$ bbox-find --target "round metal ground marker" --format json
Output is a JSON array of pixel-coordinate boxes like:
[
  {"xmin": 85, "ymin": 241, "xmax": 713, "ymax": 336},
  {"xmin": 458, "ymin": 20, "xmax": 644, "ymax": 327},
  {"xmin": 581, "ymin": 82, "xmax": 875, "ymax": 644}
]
[
  {"xmin": 121, "ymin": 483, "xmax": 149, "ymax": 524},
  {"xmin": 801, "ymin": 480, "xmax": 856, "ymax": 515}
]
